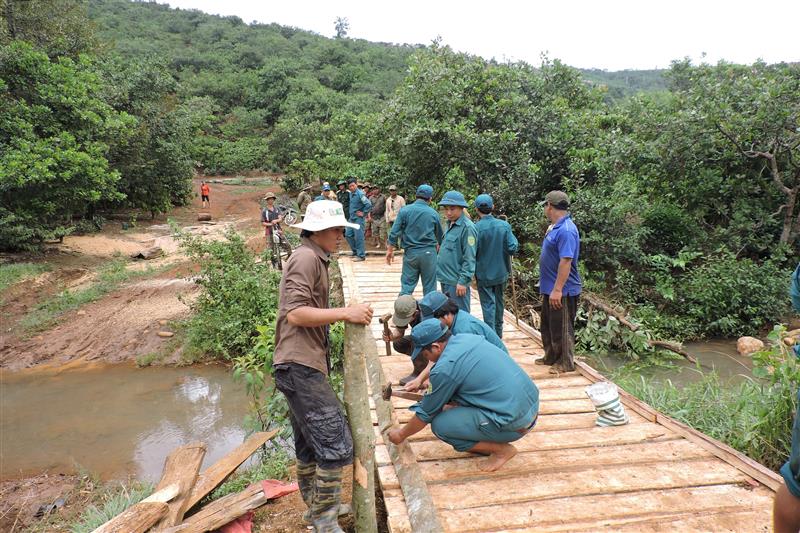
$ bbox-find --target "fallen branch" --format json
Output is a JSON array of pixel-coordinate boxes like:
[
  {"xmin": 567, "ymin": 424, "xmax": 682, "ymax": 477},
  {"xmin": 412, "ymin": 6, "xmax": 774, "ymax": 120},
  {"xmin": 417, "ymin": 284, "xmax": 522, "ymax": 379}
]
[{"xmin": 581, "ymin": 292, "xmax": 697, "ymax": 364}]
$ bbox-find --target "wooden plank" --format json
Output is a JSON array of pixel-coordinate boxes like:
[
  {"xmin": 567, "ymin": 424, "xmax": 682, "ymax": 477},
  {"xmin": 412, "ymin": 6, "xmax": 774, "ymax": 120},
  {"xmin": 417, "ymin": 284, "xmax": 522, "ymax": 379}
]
[
  {"xmin": 166, "ymin": 483, "xmax": 267, "ymax": 533},
  {"xmin": 153, "ymin": 442, "xmax": 206, "ymax": 529},
  {"xmin": 379, "ymin": 438, "xmax": 708, "ymax": 489},
  {"xmin": 409, "ymin": 422, "xmax": 673, "ymax": 461},
  {"xmin": 575, "ymin": 360, "xmax": 783, "ymax": 491},
  {"xmin": 381, "ymin": 489, "xmax": 413, "ymax": 533},
  {"xmin": 373, "ymin": 411, "xmax": 648, "ymax": 447},
  {"xmin": 426, "ymin": 457, "xmax": 751, "ymax": 510},
  {"xmin": 436, "ymin": 484, "xmax": 774, "ymax": 532},
  {"xmin": 185, "ymin": 431, "xmax": 277, "ymax": 511},
  {"xmin": 560, "ymin": 508, "xmax": 771, "ymax": 533}
]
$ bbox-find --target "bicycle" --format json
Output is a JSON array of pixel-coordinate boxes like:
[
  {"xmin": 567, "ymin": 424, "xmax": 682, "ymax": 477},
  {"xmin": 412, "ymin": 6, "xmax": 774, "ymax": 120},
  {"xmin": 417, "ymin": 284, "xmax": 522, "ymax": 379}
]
[{"xmin": 269, "ymin": 227, "xmax": 293, "ymax": 271}]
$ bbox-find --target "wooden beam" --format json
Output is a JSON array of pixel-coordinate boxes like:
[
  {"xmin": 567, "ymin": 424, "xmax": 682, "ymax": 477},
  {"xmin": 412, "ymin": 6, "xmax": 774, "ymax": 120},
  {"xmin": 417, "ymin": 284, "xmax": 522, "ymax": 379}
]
[
  {"xmin": 184, "ymin": 430, "xmax": 278, "ymax": 511},
  {"xmin": 153, "ymin": 442, "xmax": 207, "ymax": 529},
  {"xmin": 163, "ymin": 483, "xmax": 267, "ymax": 533}
]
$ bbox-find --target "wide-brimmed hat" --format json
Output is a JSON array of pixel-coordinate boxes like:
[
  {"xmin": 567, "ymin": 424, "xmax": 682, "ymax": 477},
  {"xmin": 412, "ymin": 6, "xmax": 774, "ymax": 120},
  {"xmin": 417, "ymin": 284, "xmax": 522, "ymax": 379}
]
[
  {"xmin": 292, "ymin": 200, "xmax": 360, "ymax": 231},
  {"xmin": 388, "ymin": 185, "xmax": 397, "ymax": 191},
  {"xmin": 263, "ymin": 192, "xmax": 277, "ymax": 200},
  {"xmin": 439, "ymin": 190, "xmax": 468, "ymax": 208},
  {"xmin": 302, "ymin": 184, "xmax": 312, "ymax": 191}
]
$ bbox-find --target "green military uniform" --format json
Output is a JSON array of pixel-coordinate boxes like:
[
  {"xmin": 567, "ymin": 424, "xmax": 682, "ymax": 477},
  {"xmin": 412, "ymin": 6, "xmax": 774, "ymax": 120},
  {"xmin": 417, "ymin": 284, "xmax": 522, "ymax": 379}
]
[
  {"xmin": 410, "ymin": 332, "xmax": 539, "ymax": 452},
  {"xmin": 474, "ymin": 196, "xmax": 519, "ymax": 338},
  {"xmin": 388, "ymin": 185, "xmax": 443, "ymax": 295},
  {"xmin": 437, "ymin": 210, "xmax": 477, "ymax": 312}
]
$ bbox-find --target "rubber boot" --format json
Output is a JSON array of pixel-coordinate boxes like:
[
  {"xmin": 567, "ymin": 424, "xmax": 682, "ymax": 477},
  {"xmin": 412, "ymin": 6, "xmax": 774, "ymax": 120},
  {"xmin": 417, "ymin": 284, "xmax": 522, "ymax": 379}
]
[
  {"xmin": 399, "ymin": 355, "xmax": 428, "ymax": 385},
  {"xmin": 296, "ymin": 460, "xmax": 317, "ymax": 510},
  {"xmin": 311, "ymin": 466, "xmax": 345, "ymax": 533}
]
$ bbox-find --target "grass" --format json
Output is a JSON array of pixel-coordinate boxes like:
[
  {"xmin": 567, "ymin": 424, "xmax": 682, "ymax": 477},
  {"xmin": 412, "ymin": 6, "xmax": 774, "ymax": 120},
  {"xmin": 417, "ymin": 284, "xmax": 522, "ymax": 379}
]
[
  {"xmin": 0, "ymin": 262, "xmax": 49, "ymax": 294},
  {"xmin": 67, "ymin": 480, "xmax": 154, "ymax": 533},
  {"xmin": 613, "ymin": 367, "xmax": 794, "ymax": 470},
  {"xmin": 19, "ymin": 258, "xmax": 161, "ymax": 333}
]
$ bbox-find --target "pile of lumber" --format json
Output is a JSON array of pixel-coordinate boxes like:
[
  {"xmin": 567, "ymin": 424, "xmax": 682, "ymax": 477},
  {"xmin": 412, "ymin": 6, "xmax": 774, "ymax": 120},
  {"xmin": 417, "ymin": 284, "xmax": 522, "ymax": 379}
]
[{"xmin": 93, "ymin": 430, "xmax": 285, "ymax": 533}]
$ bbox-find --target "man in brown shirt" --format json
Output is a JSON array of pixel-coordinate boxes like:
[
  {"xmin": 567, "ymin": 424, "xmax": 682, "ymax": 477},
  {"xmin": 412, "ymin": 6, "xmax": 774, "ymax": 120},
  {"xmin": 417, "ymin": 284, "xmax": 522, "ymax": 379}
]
[{"xmin": 273, "ymin": 199, "xmax": 372, "ymax": 533}]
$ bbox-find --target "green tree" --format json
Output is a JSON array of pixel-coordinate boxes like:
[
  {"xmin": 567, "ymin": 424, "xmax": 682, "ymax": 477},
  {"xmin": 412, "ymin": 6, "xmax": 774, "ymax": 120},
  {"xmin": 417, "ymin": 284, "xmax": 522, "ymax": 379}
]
[{"xmin": 0, "ymin": 41, "xmax": 132, "ymax": 249}]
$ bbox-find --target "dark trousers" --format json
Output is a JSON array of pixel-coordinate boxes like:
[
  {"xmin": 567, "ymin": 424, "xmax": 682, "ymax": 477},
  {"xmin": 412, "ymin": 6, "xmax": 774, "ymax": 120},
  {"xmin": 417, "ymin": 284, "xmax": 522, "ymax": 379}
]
[
  {"xmin": 274, "ymin": 363, "xmax": 354, "ymax": 469},
  {"xmin": 540, "ymin": 294, "xmax": 579, "ymax": 371}
]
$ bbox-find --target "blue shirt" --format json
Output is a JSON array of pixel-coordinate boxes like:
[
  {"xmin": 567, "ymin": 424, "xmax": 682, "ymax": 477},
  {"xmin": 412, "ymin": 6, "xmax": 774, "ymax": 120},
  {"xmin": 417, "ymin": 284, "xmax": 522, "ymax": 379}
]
[
  {"xmin": 451, "ymin": 310, "xmax": 508, "ymax": 353},
  {"xmin": 388, "ymin": 199, "xmax": 443, "ymax": 251},
  {"xmin": 474, "ymin": 214, "xmax": 519, "ymax": 287},
  {"xmin": 437, "ymin": 212, "xmax": 478, "ymax": 286},
  {"xmin": 539, "ymin": 214, "xmax": 582, "ymax": 296},
  {"xmin": 348, "ymin": 189, "xmax": 372, "ymax": 220},
  {"xmin": 411, "ymin": 334, "xmax": 539, "ymax": 429}
]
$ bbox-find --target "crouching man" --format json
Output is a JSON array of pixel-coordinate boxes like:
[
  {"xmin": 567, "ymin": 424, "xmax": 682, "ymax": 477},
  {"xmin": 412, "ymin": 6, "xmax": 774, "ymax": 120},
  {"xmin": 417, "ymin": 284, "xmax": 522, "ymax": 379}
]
[
  {"xmin": 387, "ymin": 319, "xmax": 539, "ymax": 472},
  {"xmin": 273, "ymin": 200, "xmax": 373, "ymax": 533}
]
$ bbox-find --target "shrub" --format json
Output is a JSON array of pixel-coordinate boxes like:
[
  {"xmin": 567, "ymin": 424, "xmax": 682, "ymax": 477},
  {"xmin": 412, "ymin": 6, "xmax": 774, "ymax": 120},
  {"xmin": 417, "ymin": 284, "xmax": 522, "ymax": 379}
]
[{"xmin": 179, "ymin": 228, "xmax": 281, "ymax": 360}]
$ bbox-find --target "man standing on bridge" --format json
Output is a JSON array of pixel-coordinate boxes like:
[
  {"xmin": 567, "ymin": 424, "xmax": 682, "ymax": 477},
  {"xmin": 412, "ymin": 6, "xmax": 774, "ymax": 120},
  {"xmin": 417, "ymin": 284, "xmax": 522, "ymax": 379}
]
[
  {"xmin": 345, "ymin": 177, "xmax": 372, "ymax": 261},
  {"xmin": 386, "ymin": 184, "xmax": 443, "ymax": 295},
  {"xmin": 474, "ymin": 194, "xmax": 519, "ymax": 338},
  {"xmin": 437, "ymin": 190, "xmax": 477, "ymax": 312},
  {"xmin": 387, "ymin": 319, "xmax": 539, "ymax": 472},
  {"xmin": 273, "ymin": 200, "xmax": 373, "ymax": 533},
  {"xmin": 535, "ymin": 190, "xmax": 581, "ymax": 374}
]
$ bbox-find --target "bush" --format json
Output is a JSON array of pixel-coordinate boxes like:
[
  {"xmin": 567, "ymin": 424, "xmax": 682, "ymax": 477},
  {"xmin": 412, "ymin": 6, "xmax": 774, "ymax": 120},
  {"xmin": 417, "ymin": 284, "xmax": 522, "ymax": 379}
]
[
  {"xmin": 679, "ymin": 253, "xmax": 790, "ymax": 337},
  {"xmin": 179, "ymin": 228, "xmax": 281, "ymax": 360}
]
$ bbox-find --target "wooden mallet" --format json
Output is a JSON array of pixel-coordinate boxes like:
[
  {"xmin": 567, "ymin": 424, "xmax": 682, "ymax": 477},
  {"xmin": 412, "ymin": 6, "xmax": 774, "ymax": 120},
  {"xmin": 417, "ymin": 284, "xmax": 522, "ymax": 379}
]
[{"xmin": 379, "ymin": 312, "xmax": 393, "ymax": 356}]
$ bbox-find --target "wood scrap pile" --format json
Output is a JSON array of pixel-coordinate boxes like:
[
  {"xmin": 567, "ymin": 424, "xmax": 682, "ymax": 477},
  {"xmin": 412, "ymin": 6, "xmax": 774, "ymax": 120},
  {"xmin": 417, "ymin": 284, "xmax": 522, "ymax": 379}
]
[{"xmin": 92, "ymin": 430, "xmax": 292, "ymax": 533}]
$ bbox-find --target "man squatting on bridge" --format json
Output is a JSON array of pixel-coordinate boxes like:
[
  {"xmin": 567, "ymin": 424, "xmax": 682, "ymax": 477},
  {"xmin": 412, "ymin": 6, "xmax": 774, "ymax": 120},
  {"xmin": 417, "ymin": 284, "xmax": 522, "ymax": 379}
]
[
  {"xmin": 272, "ymin": 200, "xmax": 373, "ymax": 533},
  {"xmin": 388, "ymin": 318, "xmax": 540, "ymax": 472}
]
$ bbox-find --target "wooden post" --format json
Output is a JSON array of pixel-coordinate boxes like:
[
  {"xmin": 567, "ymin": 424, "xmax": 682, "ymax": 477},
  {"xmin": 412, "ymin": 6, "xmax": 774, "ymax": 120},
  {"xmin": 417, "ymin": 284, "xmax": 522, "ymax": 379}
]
[{"xmin": 342, "ymin": 276, "xmax": 378, "ymax": 533}]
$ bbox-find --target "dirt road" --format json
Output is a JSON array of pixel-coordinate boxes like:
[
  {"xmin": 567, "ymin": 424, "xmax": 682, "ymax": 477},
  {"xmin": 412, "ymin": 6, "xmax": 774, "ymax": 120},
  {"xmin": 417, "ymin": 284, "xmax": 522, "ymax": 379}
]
[{"xmin": 0, "ymin": 176, "xmax": 278, "ymax": 370}]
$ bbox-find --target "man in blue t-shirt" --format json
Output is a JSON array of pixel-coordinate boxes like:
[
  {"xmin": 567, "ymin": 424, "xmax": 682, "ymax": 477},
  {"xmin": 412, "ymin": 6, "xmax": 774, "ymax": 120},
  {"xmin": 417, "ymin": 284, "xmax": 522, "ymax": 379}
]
[{"xmin": 535, "ymin": 190, "xmax": 581, "ymax": 374}]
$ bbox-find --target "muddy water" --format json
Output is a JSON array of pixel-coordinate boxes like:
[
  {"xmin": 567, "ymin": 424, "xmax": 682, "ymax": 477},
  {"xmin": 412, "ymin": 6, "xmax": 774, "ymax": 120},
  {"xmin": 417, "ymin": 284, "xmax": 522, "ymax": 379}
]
[
  {"xmin": 587, "ymin": 339, "xmax": 754, "ymax": 387},
  {"xmin": 1, "ymin": 363, "xmax": 254, "ymax": 482}
]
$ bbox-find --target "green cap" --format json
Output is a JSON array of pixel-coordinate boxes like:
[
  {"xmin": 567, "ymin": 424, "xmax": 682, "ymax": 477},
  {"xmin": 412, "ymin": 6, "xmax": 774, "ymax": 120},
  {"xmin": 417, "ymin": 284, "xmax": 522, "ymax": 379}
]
[
  {"xmin": 543, "ymin": 190, "xmax": 570, "ymax": 209},
  {"xmin": 392, "ymin": 295, "xmax": 418, "ymax": 327}
]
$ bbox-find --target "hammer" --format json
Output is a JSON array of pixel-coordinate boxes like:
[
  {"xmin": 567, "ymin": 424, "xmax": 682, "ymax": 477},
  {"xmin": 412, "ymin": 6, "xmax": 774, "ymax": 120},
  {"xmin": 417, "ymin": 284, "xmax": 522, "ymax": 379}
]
[
  {"xmin": 381, "ymin": 382, "xmax": 424, "ymax": 402},
  {"xmin": 379, "ymin": 312, "xmax": 393, "ymax": 356}
]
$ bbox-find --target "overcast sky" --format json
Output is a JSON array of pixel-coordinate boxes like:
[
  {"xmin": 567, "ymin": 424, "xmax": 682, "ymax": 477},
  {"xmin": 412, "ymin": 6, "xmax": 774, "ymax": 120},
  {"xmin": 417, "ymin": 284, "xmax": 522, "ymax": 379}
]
[{"xmin": 159, "ymin": 0, "xmax": 799, "ymax": 71}]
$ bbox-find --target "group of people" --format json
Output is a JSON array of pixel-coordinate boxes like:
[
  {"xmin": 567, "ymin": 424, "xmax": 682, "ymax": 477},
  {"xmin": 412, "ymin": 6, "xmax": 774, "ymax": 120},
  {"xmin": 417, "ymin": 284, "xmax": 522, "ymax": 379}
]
[{"xmin": 269, "ymin": 181, "xmax": 584, "ymax": 532}]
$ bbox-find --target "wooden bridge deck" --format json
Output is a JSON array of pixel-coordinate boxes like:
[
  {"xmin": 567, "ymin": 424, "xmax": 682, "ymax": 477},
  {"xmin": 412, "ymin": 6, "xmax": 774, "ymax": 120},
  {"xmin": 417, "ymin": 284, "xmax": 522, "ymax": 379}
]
[{"xmin": 339, "ymin": 256, "xmax": 780, "ymax": 532}]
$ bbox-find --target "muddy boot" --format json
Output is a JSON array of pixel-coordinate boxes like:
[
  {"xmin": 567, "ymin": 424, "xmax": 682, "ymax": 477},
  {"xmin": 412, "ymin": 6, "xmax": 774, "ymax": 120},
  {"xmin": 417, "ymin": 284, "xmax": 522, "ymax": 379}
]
[
  {"xmin": 398, "ymin": 355, "xmax": 428, "ymax": 385},
  {"xmin": 311, "ymin": 466, "xmax": 345, "ymax": 533}
]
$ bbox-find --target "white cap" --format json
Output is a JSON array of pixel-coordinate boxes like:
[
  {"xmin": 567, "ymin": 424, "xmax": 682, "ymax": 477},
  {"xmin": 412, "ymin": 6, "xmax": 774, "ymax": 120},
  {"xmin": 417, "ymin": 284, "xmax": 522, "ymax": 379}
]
[{"xmin": 292, "ymin": 200, "xmax": 360, "ymax": 231}]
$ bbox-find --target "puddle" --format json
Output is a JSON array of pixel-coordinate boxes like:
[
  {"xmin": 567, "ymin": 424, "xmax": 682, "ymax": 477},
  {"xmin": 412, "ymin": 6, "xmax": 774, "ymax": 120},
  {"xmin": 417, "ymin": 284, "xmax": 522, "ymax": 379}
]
[{"xmin": 1, "ymin": 363, "xmax": 254, "ymax": 482}]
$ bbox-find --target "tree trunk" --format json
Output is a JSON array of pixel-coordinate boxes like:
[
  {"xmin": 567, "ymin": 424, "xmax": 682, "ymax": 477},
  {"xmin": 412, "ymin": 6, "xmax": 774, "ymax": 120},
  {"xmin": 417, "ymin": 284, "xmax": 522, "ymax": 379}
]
[{"xmin": 343, "ymin": 306, "xmax": 378, "ymax": 533}]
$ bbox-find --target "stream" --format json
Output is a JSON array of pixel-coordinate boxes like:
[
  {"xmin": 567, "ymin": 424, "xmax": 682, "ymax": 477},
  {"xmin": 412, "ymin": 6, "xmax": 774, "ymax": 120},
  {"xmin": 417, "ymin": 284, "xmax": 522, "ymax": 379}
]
[
  {"xmin": 586, "ymin": 338, "xmax": 755, "ymax": 387},
  {"xmin": 1, "ymin": 363, "xmax": 252, "ymax": 483}
]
